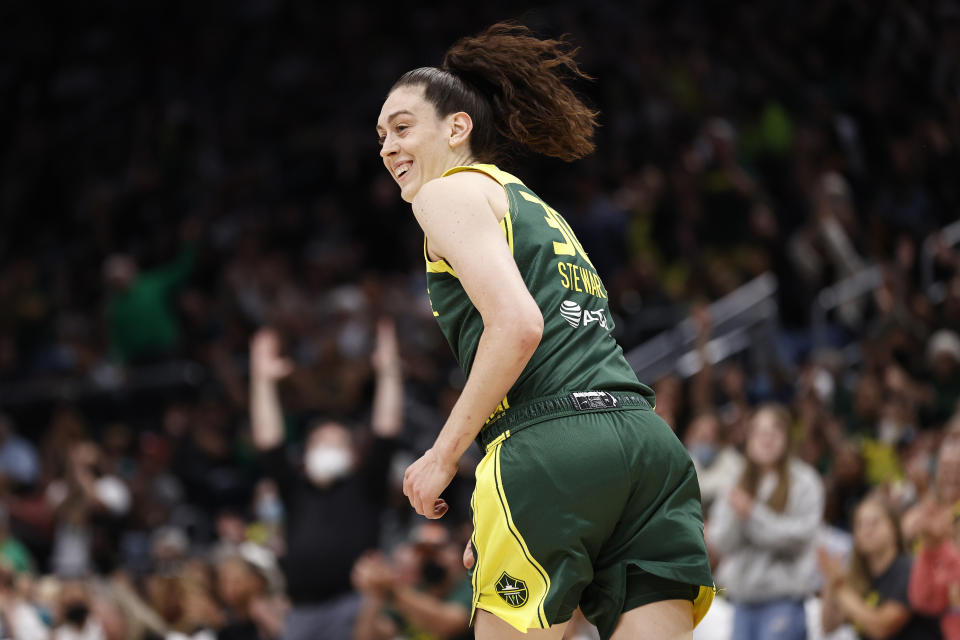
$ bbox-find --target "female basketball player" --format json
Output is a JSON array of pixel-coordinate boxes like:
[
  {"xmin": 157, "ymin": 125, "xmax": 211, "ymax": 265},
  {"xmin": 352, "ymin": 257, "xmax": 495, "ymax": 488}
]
[{"xmin": 377, "ymin": 23, "xmax": 714, "ymax": 640}]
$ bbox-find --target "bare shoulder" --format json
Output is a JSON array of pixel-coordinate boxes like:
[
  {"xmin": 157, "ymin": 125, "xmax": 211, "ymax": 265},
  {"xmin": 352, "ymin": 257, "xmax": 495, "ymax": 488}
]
[{"xmin": 413, "ymin": 171, "xmax": 507, "ymax": 222}]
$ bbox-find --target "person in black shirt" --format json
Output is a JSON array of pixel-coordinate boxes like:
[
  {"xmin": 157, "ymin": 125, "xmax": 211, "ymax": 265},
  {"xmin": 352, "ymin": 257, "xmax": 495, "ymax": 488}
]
[
  {"xmin": 249, "ymin": 319, "xmax": 403, "ymax": 640},
  {"xmin": 819, "ymin": 496, "xmax": 942, "ymax": 640}
]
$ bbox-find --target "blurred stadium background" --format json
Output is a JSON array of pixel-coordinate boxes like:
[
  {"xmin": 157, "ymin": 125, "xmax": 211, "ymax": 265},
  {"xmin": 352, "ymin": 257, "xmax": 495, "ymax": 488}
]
[{"xmin": 0, "ymin": 0, "xmax": 958, "ymax": 638}]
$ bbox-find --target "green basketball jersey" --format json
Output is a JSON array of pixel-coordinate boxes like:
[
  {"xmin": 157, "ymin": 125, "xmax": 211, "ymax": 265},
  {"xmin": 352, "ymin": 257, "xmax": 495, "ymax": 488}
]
[{"xmin": 424, "ymin": 164, "xmax": 653, "ymax": 424}]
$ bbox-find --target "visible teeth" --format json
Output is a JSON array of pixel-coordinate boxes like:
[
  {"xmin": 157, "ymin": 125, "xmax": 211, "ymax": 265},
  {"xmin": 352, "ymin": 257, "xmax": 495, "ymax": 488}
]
[{"xmin": 396, "ymin": 164, "xmax": 409, "ymax": 177}]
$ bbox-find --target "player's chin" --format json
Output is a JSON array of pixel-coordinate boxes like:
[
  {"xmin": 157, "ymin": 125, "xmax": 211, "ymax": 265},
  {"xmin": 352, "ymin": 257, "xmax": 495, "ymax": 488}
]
[{"xmin": 400, "ymin": 184, "xmax": 417, "ymax": 203}]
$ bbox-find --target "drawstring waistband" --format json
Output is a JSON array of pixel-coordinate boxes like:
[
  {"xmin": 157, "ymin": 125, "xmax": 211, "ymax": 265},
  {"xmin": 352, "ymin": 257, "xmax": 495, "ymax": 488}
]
[{"xmin": 477, "ymin": 390, "xmax": 653, "ymax": 452}]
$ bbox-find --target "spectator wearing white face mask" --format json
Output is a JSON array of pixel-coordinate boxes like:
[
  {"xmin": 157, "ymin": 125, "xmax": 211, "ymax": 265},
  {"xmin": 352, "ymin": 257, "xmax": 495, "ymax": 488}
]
[
  {"xmin": 684, "ymin": 411, "xmax": 744, "ymax": 512},
  {"xmin": 249, "ymin": 319, "xmax": 403, "ymax": 640}
]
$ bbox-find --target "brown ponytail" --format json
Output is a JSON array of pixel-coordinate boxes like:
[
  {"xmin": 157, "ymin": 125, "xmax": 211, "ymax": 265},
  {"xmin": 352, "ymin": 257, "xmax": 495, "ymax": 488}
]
[{"xmin": 391, "ymin": 22, "xmax": 598, "ymax": 163}]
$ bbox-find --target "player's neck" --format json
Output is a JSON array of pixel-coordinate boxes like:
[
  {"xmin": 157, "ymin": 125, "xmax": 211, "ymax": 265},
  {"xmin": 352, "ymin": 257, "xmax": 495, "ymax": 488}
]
[{"xmin": 444, "ymin": 148, "xmax": 478, "ymax": 172}]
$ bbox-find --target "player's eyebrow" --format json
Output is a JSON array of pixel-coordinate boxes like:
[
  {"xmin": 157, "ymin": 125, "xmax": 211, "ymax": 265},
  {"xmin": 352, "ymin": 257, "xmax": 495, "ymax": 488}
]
[{"xmin": 376, "ymin": 109, "xmax": 415, "ymax": 133}]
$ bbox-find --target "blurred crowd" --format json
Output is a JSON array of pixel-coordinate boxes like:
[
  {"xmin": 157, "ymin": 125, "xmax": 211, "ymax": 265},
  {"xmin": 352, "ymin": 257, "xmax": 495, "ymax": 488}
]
[{"xmin": 1, "ymin": 0, "xmax": 959, "ymax": 638}]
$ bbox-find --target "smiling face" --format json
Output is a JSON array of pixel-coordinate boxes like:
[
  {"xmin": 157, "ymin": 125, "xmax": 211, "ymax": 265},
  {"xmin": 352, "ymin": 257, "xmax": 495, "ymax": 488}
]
[
  {"xmin": 853, "ymin": 500, "xmax": 898, "ymax": 557},
  {"xmin": 745, "ymin": 408, "xmax": 789, "ymax": 469},
  {"xmin": 377, "ymin": 85, "xmax": 472, "ymax": 203}
]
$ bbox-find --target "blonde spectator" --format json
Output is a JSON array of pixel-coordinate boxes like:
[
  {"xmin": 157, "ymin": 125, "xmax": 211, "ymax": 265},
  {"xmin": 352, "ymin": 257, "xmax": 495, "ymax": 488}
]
[{"xmin": 707, "ymin": 404, "xmax": 824, "ymax": 640}]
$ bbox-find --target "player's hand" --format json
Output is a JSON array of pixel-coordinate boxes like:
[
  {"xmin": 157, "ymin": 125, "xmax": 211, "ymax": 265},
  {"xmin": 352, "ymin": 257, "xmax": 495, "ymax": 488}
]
[
  {"xmin": 403, "ymin": 448, "xmax": 456, "ymax": 519},
  {"xmin": 250, "ymin": 328, "xmax": 294, "ymax": 382}
]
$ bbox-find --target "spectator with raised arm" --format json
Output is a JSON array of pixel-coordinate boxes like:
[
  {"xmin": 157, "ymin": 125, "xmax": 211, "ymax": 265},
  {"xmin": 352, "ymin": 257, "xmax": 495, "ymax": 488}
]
[
  {"xmin": 707, "ymin": 404, "xmax": 824, "ymax": 640},
  {"xmin": 103, "ymin": 219, "xmax": 201, "ymax": 365},
  {"xmin": 249, "ymin": 318, "xmax": 403, "ymax": 640}
]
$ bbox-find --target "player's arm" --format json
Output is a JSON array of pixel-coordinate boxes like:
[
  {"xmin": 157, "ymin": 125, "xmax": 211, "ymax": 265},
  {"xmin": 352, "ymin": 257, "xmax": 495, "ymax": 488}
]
[{"xmin": 403, "ymin": 174, "xmax": 543, "ymax": 518}]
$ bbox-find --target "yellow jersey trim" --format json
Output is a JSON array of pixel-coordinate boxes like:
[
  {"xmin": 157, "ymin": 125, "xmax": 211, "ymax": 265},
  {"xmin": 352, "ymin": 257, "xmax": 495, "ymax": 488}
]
[
  {"xmin": 428, "ymin": 163, "xmax": 518, "ymax": 260},
  {"xmin": 499, "ymin": 211, "xmax": 514, "ymax": 255},
  {"xmin": 424, "ymin": 237, "xmax": 459, "ymax": 278},
  {"xmin": 442, "ymin": 163, "xmax": 525, "ymax": 187}
]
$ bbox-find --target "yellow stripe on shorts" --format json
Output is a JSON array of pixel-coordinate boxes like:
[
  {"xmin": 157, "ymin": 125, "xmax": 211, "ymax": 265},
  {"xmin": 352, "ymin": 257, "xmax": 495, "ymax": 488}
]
[{"xmin": 470, "ymin": 433, "xmax": 552, "ymax": 632}]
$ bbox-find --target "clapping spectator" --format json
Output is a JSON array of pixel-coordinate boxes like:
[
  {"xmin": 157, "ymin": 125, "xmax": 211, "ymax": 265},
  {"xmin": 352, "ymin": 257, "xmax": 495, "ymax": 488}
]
[
  {"xmin": 819, "ymin": 496, "xmax": 941, "ymax": 639},
  {"xmin": 907, "ymin": 497, "xmax": 960, "ymax": 639},
  {"xmin": 351, "ymin": 522, "xmax": 470, "ymax": 640},
  {"xmin": 903, "ymin": 434, "xmax": 960, "ymax": 546},
  {"xmin": 215, "ymin": 548, "xmax": 285, "ymax": 640},
  {"xmin": 905, "ymin": 435, "xmax": 960, "ymax": 639},
  {"xmin": 707, "ymin": 404, "xmax": 824, "ymax": 640},
  {"xmin": 53, "ymin": 580, "xmax": 105, "ymax": 640},
  {"xmin": 46, "ymin": 442, "xmax": 132, "ymax": 577},
  {"xmin": 0, "ymin": 564, "xmax": 48, "ymax": 640}
]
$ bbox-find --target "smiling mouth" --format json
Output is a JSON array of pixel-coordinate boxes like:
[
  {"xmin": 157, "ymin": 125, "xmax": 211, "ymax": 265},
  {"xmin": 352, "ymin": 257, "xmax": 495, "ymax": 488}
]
[{"xmin": 394, "ymin": 162, "xmax": 411, "ymax": 182}]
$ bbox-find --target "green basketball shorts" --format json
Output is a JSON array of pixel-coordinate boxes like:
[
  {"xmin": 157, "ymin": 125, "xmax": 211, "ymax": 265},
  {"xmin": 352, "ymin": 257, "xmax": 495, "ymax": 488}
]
[{"xmin": 468, "ymin": 391, "xmax": 715, "ymax": 640}]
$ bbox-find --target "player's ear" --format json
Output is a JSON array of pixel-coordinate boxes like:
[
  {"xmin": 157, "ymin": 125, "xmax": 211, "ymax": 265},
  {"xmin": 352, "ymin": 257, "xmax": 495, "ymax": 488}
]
[{"xmin": 448, "ymin": 112, "xmax": 473, "ymax": 149}]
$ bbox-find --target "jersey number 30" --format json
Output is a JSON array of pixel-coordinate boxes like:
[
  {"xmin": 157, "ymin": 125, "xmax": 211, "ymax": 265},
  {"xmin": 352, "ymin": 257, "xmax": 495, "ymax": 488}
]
[{"xmin": 519, "ymin": 191, "xmax": 597, "ymax": 270}]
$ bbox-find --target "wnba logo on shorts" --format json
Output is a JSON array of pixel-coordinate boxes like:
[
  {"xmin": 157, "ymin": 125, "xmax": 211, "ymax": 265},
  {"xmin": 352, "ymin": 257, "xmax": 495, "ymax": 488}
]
[{"xmin": 495, "ymin": 572, "xmax": 528, "ymax": 607}]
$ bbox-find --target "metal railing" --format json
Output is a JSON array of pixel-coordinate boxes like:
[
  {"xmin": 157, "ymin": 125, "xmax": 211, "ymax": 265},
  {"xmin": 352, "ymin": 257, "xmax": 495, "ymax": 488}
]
[
  {"xmin": 922, "ymin": 218, "xmax": 960, "ymax": 303},
  {"xmin": 810, "ymin": 265, "xmax": 883, "ymax": 350},
  {"xmin": 0, "ymin": 360, "xmax": 206, "ymax": 406},
  {"xmin": 625, "ymin": 272, "xmax": 781, "ymax": 382}
]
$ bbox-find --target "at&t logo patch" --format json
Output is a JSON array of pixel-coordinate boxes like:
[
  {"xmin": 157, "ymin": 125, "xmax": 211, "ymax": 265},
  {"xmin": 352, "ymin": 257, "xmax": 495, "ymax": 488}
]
[{"xmin": 559, "ymin": 300, "xmax": 608, "ymax": 329}]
